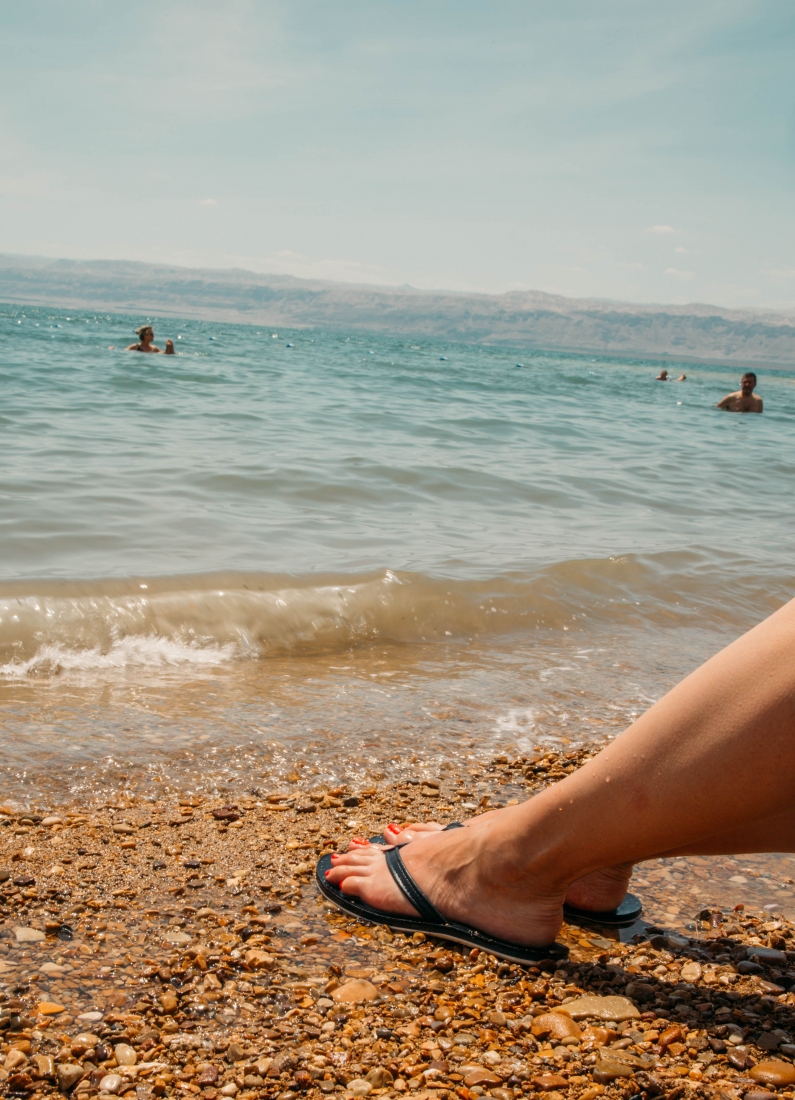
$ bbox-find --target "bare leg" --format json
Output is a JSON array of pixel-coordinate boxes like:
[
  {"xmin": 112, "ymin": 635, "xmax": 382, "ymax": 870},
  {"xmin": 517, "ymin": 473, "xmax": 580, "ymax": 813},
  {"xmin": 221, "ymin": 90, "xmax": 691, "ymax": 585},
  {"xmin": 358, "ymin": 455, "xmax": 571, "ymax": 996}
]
[{"xmin": 326, "ymin": 597, "xmax": 795, "ymax": 946}]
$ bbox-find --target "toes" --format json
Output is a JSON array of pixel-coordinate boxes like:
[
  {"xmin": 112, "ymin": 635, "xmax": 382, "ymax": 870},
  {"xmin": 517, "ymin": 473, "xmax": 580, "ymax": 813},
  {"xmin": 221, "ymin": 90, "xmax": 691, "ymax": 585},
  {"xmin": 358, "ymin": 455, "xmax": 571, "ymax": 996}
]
[
  {"xmin": 383, "ymin": 821, "xmax": 443, "ymax": 844},
  {"xmin": 348, "ymin": 836, "xmax": 371, "ymax": 849}
]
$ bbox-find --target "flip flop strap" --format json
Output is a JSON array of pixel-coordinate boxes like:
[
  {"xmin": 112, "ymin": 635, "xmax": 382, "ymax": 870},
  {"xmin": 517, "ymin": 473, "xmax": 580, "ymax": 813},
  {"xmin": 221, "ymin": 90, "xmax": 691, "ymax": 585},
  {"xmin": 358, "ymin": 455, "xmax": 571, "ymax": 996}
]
[
  {"xmin": 443, "ymin": 822, "xmax": 464, "ymax": 831},
  {"xmin": 384, "ymin": 846, "xmax": 445, "ymax": 924}
]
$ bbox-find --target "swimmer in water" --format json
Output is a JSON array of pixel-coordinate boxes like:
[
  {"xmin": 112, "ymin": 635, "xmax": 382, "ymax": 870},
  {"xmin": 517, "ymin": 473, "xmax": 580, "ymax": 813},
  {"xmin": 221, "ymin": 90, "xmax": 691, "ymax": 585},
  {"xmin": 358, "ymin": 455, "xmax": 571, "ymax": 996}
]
[
  {"xmin": 126, "ymin": 325, "xmax": 174, "ymax": 354},
  {"xmin": 717, "ymin": 371, "xmax": 763, "ymax": 413},
  {"xmin": 655, "ymin": 369, "xmax": 669, "ymax": 381},
  {"xmin": 676, "ymin": 374, "xmax": 687, "ymax": 382}
]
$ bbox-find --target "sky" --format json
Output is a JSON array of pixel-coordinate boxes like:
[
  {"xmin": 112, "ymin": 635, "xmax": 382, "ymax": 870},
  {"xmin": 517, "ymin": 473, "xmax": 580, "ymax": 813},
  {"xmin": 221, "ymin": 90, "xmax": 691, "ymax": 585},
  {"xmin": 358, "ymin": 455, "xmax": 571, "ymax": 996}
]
[{"xmin": 1, "ymin": 0, "xmax": 794, "ymax": 308}]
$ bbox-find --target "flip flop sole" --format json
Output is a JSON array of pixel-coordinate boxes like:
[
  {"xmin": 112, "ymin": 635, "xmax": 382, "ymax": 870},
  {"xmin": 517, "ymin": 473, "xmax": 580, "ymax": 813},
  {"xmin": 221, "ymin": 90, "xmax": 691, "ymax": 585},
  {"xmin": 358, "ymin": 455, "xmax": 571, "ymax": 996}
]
[
  {"xmin": 563, "ymin": 893, "xmax": 643, "ymax": 928},
  {"xmin": 316, "ymin": 853, "xmax": 567, "ymax": 966},
  {"xmin": 371, "ymin": 832, "xmax": 643, "ymax": 929}
]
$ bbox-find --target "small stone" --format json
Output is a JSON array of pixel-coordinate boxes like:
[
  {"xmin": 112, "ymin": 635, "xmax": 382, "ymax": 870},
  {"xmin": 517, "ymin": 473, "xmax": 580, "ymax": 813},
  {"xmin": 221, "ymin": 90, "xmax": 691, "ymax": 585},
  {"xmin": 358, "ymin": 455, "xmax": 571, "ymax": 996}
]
[
  {"xmin": 32, "ymin": 1054, "xmax": 54, "ymax": 1078},
  {"xmin": 219, "ymin": 1086, "xmax": 238, "ymax": 1097},
  {"xmin": 57, "ymin": 1064, "xmax": 86, "ymax": 1092},
  {"xmin": 464, "ymin": 1069, "xmax": 502, "ymax": 1087},
  {"xmin": 531, "ymin": 1013, "xmax": 581, "ymax": 1040},
  {"xmin": 244, "ymin": 949, "xmax": 275, "ymax": 971},
  {"xmin": 747, "ymin": 947, "xmax": 787, "ymax": 964},
  {"xmin": 163, "ymin": 930, "xmax": 191, "ymax": 944},
  {"xmin": 159, "ymin": 993, "xmax": 179, "ymax": 1014},
  {"xmin": 114, "ymin": 1044, "xmax": 137, "ymax": 1067},
  {"xmin": 331, "ymin": 979, "xmax": 379, "ymax": 1003},
  {"xmin": 531, "ymin": 1074, "xmax": 568, "ymax": 1091},
  {"xmin": 749, "ymin": 1061, "xmax": 795, "ymax": 1087},
  {"xmin": 365, "ymin": 1068, "xmax": 393, "ymax": 1089},
  {"xmin": 4, "ymin": 1049, "xmax": 27, "ymax": 1071},
  {"xmin": 564, "ymin": 995, "xmax": 641, "ymax": 1021},
  {"xmin": 593, "ymin": 1059, "xmax": 635, "ymax": 1084},
  {"xmin": 680, "ymin": 961, "xmax": 702, "ymax": 983},
  {"xmin": 77, "ymin": 1011, "xmax": 104, "ymax": 1023},
  {"xmin": 268, "ymin": 1053, "xmax": 297, "ymax": 1077},
  {"xmin": 14, "ymin": 926, "xmax": 45, "ymax": 943},
  {"xmin": 36, "ymin": 1001, "xmax": 65, "ymax": 1015},
  {"xmin": 40, "ymin": 962, "xmax": 68, "ymax": 975},
  {"xmin": 659, "ymin": 1026, "xmax": 683, "ymax": 1049},
  {"xmin": 434, "ymin": 1006, "xmax": 455, "ymax": 1022},
  {"xmin": 757, "ymin": 1033, "xmax": 782, "ymax": 1051},
  {"xmin": 112, "ymin": 824, "xmax": 134, "ymax": 834},
  {"xmin": 759, "ymin": 979, "xmax": 785, "ymax": 994},
  {"xmin": 346, "ymin": 1080, "xmax": 372, "ymax": 1097},
  {"xmin": 99, "ymin": 1075, "xmax": 124, "ymax": 1095},
  {"xmin": 491, "ymin": 1090, "xmax": 513, "ymax": 1100}
]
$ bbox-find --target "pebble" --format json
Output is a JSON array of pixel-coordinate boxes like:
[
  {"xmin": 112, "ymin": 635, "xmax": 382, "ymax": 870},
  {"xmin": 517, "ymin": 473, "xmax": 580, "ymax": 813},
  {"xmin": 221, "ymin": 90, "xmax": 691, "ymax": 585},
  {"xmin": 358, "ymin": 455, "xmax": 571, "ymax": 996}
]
[
  {"xmin": 592, "ymin": 1058, "xmax": 636, "ymax": 1083},
  {"xmin": 749, "ymin": 1061, "xmax": 795, "ymax": 1086},
  {"xmin": 35, "ymin": 1001, "xmax": 65, "ymax": 1015},
  {"xmin": 56, "ymin": 1064, "xmax": 86, "ymax": 1091},
  {"xmin": 464, "ymin": 1068, "xmax": 502, "ymax": 1087},
  {"xmin": 14, "ymin": 926, "xmax": 45, "ymax": 942},
  {"xmin": 680, "ymin": 960, "xmax": 702, "ymax": 982},
  {"xmin": 4, "ymin": 1049, "xmax": 27, "ymax": 1071},
  {"xmin": 564, "ymin": 995, "xmax": 641, "ymax": 1021},
  {"xmin": 114, "ymin": 1043, "xmax": 137, "ymax": 1067},
  {"xmin": 99, "ymin": 1074, "xmax": 124, "ymax": 1094},
  {"xmin": 163, "ymin": 930, "xmax": 191, "ymax": 944},
  {"xmin": 531, "ymin": 1011, "xmax": 581, "ymax": 1040},
  {"xmin": 531, "ymin": 1073, "xmax": 568, "ymax": 1091},
  {"xmin": 331, "ymin": 978, "xmax": 379, "ymax": 1002},
  {"xmin": 346, "ymin": 1079, "xmax": 372, "ymax": 1097}
]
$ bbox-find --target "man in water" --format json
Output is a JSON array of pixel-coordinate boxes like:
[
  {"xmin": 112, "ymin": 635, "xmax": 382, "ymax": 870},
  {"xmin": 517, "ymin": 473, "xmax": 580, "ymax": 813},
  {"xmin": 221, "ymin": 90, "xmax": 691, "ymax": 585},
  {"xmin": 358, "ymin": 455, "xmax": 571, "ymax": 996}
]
[
  {"xmin": 717, "ymin": 371, "xmax": 763, "ymax": 413},
  {"xmin": 126, "ymin": 325, "xmax": 174, "ymax": 354},
  {"xmin": 655, "ymin": 369, "xmax": 669, "ymax": 380}
]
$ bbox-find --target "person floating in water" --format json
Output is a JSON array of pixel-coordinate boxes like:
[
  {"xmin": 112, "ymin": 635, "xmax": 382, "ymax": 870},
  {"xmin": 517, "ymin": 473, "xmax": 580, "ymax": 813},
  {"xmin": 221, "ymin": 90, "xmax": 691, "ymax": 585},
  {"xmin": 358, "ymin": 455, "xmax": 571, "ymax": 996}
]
[
  {"xmin": 126, "ymin": 325, "xmax": 174, "ymax": 354},
  {"xmin": 717, "ymin": 371, "xmax": 763, "ymax": 413},
  {"xmin": 675, "ymin": 373, "xmax": 687, "ymax": 381},
  {"xmin": 655, "ymin": 369, "xmax": 669, "ymax": 380}
]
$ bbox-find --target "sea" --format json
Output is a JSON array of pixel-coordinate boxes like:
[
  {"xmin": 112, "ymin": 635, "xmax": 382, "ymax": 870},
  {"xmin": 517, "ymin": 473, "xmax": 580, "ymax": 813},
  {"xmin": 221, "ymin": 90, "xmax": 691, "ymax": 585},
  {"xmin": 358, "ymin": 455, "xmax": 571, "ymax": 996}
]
[{"xmin": 1, "ymin": 301, "xmax": 794, "ymax": 831}]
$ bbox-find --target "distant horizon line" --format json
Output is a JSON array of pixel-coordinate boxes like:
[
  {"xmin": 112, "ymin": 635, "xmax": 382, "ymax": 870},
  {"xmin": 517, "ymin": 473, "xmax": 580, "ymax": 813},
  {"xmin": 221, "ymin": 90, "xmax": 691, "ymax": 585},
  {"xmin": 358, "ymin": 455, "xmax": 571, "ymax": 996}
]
[{"xmin": 2, "ymin": 249, "xmax": 793, "ymax": 319}]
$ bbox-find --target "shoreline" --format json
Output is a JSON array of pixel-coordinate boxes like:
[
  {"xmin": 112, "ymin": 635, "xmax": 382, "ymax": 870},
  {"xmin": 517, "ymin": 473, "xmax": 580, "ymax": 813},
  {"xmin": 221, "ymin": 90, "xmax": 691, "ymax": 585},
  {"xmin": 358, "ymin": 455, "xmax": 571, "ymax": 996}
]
[{"xmin": 1, "ymin": 751, "xmax": 795, "ymax": 1100}]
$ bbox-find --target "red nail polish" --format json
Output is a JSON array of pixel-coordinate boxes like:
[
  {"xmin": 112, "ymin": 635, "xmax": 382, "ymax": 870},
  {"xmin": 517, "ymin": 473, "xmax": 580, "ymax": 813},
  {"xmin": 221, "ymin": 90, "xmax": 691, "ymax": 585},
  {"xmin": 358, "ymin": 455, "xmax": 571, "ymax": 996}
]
[{"xmin": 325, "ymin": 870, "xmax": 330, "ymax": 878}]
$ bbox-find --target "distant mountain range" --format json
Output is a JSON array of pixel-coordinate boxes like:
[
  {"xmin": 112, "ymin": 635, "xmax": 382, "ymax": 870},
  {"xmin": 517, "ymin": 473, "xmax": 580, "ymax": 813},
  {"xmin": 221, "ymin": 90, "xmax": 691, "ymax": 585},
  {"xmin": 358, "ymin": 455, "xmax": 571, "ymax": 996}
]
[{"xmin": 2, "ymin": 252, "xmax": 795, "ymax": 365}]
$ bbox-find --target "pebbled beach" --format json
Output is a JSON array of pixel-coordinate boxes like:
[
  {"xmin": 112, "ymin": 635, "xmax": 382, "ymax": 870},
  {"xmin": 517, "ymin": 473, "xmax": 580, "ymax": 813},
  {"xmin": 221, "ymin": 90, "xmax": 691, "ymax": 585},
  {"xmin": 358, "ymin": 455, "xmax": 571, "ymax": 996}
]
[{"xmin": 1, "ymin": 751, "xmax": 795, "ymax": 1100}]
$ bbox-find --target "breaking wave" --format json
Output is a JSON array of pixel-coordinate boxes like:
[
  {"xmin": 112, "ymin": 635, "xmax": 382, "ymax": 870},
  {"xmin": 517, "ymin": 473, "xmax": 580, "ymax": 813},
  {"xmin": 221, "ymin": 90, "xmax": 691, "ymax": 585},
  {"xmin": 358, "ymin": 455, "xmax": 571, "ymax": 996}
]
[{"xmin": 0, "ymin": 552, "xmax": 790, "ymax": 677}]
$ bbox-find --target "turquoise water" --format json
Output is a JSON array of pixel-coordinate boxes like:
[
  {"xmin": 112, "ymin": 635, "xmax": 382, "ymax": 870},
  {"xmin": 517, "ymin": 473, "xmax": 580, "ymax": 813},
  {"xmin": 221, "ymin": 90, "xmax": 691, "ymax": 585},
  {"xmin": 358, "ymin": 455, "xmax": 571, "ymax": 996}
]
[{"xmin": 1, "ymin": 302, "xmax": 794, "ymax": 802}]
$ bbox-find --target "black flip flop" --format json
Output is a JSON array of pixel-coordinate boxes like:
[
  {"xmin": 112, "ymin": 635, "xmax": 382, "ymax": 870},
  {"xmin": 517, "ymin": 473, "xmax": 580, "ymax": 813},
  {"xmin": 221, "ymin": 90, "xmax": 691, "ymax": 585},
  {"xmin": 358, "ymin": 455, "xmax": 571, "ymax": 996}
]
[
  {"xmin": 316, "ymin": 844, "xmax": 568, "ymax": 966},
  {"xmin": 372, "ymin": 822, "xmax": 643, "ymax": 929},
  {"xmin": 563, "ymin": 893, "xmax": 643, "ymax": 929}
]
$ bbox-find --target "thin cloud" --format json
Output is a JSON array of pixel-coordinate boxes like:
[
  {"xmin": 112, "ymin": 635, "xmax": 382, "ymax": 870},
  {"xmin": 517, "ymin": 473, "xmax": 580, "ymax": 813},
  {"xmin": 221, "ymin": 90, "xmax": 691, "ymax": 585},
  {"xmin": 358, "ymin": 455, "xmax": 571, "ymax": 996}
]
[
  {"xmin": 647, "ymin": 225, "xmax": 680, "ymax": 235},
  {"xmin": 674, "ymin": 246, "xmax": 689, "ymax": 254},
  {"xmin": 665, "ymin": 267, "xmax": 694, "ymax": 281},
  {"xmin": 197, "ymin": 198, "xmax": 218, "ymax": 206},
  {"xmin": 763, "ymin": 268, "xmax": 795, "ymax": 280}
]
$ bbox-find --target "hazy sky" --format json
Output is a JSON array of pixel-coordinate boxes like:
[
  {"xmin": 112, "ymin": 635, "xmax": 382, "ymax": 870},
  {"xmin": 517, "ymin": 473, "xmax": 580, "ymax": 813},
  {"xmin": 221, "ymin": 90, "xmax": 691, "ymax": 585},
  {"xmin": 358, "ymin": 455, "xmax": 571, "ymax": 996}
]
[{"xmin": 2, "ymin": 1, "xmax": 794, "ymax": 307}]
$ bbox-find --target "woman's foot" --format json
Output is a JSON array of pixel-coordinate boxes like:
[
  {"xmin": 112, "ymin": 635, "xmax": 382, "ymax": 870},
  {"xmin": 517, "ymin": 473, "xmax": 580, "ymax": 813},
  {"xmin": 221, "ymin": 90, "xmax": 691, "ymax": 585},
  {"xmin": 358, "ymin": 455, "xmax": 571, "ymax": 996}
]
[
  {"xmin": 378, "ymin": 812, "xmax": 635, "ymax": 915},
  {"xmin": 325, "ymin": 816, "xmax": 566, "ymax": 948}
]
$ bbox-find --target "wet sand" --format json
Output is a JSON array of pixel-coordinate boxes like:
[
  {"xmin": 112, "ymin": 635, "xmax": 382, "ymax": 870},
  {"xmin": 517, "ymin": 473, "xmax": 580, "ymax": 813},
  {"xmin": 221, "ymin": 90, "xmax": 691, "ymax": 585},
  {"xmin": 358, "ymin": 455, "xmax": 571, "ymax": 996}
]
[{"xmin": 2, "ymin": 750, "xmax": 795, "ymax": 1100}]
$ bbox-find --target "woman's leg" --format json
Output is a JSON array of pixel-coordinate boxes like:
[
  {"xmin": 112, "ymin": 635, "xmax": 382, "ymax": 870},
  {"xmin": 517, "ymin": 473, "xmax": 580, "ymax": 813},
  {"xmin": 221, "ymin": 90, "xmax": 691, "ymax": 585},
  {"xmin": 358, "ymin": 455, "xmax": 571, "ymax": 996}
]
[{"xmin": 326, "ymin": 595, "xmax": 795, "ymax": 946}]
